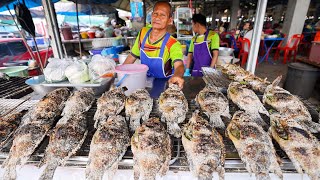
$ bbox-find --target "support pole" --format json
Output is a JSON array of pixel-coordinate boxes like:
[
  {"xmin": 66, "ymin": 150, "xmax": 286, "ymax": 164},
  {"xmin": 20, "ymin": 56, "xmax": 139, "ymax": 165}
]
[
  {"xmin": 76, "ymin": 0, "xmax": 82, "ymax": 57},
  {"xmin": 42, "ymin": 0, "xmax": 63, "ymax": 59},
  {"xmin": 246, "ymin": 0, "xmax": 268, "ymax": 74}
]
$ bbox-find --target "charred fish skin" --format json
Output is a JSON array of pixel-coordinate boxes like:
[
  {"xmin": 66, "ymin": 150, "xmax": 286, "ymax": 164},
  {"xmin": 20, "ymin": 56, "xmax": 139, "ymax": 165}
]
[
  {"xmin": 94, "ymin": 87, "xmax": 126, "ymax": 128},
  {"xmin": 38, "ymin": 113, "xmax": 88, "ymax": 180},
  {"xmin": 227, "ymin": 82, "xmax": 268, "ymax": 127},
  {"xmin": 0, "ymin": 110, "xmax": 28, "ymax": 150},
  {"xmin": 182, "ymin": 110, "xmax": 225, "ymax": 180},
  {"xmin": 159, "ymin": 83, "xmax": 188, "ymax": 138},
  {"xmin": 62, "ymin": 88, "xmax": 95, "ymax": 117},
  {"xmin": 270, "ymin": 113, "xmax": 320, "ymax": 180},
  {"xmin": 226, "ymin": 111, "xmax": 283, "ymax": 180},
  {"xmin": 196, "ymin": 86, "xmax": 230, "ymax": 128},
  {"xmin": 1, "ymin": 88, "xmax": 71, "ymax": 180},
  {"xmin": 125, "ymin": 89, "xmax": 153, "ymax": 132},
  {"xmin": 131, "ymin": 117, "xmax": 171, "ymax": 180},
  {"xmin": 86, "ymin": 115, "xmax": 130, "ymax": 180}
]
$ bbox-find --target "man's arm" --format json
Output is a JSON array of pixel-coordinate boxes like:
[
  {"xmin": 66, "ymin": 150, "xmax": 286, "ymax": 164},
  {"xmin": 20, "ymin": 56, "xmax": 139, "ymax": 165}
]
[
  {"xmin": 123, "ymin": 53, "xmax": 137, "ymax": 64},
  {"xmin": 186, "ymin": 52, "xmax": 193, "ymax": 69},
  {"xmin": 210, "ymin": 50, "xmax": 219, "ymax": 67},
  {"xmin": 168, "ymin": 60, "xmax": 185, "ymax": 89}
]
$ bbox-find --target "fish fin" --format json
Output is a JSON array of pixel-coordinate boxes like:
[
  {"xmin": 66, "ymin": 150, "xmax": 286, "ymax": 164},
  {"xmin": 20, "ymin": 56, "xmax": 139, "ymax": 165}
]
[
  {"xmin": 299, "ymin": 120, "xmax": 320, "ymax": 133},
  {"xmin": 208, "ymin": 113, "xmax": 225, "ymax": 129},
  {"xmin": 271, "ymin": 76, "xmax": 282, "ymax": 87},
  {"xmin": 39, "ymin": 161, "xmax": 59, "ymax": 180},
  {"xmin": 256, "ymin": 172, "xmax": 271, "ymax": 180},
  {"xmin": 167, "ymin": 122, "xmax": 181, "ymax": 138},
  {"xmin": 2, "ymin": 163, "xmax": 16, "ymax": 180},
  {"xmin": 107, "ymin": 162, "xmax": 118, "ymax": 180}
]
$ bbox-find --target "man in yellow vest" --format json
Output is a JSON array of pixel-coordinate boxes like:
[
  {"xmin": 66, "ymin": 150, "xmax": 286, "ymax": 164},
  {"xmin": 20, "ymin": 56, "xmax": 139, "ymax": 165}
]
[{"xmin": 124, "ymin": 1, "xmax": 185, "ymax": 89}]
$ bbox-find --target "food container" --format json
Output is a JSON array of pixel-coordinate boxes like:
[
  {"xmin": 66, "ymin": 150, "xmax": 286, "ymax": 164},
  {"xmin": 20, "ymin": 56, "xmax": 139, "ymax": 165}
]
[
  {"xmin": 87, "ymin": 31, "xmax": 96, "ymax": 39},
  {"xmin": 25, "ymin": 75, "xmax": 57, "ymax": 95},
  {"xmin": 3, "ymin": 60, "xmax": 29, "ymax": 67},
  {"xmin": 80, "ymin": 31, "xmax": 88, "ymax": 39},
  {"xmin": 118, "ymin": 53, "xmax": 128, "ymax": 64},
  {"xmin": 0, "ymin": 66, "xmax": 28, "ymax": 77},
  {"xmin": 219, "ymin": 47, "xmax": 234, "ymax": 56},
  {"xmin": 115, "ymin": 64, "xmax": 148, "ymax": 95},
  {"xmin": 61, "ymin": 26, "xmax": 73, "ymax": 40}
]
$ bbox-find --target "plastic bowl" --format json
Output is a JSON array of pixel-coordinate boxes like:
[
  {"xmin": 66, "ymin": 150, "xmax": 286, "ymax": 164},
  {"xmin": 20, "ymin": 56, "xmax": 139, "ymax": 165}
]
[
  {"xmin": 115, "ymin": 64, "xmax": 149, "ymax": 95},
  {"xmin": 0, "ymin": 66, "xmax": 28, "ymax": 77},
  {"xmin": 219, "ymin": 47, "xmax": 234, "ymax": 56},
  {"xmin": 25, "ymin": 75, "xmax": 58, "ymax": 95}
]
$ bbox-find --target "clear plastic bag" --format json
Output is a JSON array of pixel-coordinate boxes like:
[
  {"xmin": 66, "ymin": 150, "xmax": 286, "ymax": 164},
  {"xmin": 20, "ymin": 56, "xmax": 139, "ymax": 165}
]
[
  {"xmin": 88, "ymin": 55, "xmax": 116, "ymax": 83},
  {"xmin": 43, "ymin": 58, "xmax": 72, "ymax": 83},
  {"xmin": 65, "ymin": 60, "xmax": 90, "ymax": 84}
]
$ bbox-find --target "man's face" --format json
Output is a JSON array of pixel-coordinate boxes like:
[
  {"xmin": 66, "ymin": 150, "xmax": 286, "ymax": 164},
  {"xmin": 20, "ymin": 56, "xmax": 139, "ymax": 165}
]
[
  {"xmin": 244, "ymin": 23, "xmax": 250, "ymax": 30},
  {"xmin": 151, "ymin": 3, "xmax": 172, "ymax": 30},
  {"xmin": 192, "ymin": 21, "xmax": 199, "ymax": 34}
]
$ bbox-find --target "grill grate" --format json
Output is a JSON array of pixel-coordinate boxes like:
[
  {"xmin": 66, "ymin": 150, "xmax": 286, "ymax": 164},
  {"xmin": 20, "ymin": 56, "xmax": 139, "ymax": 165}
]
[{"xmin": 0, "ymin": 77, "xmax": 33, "ymax": 99}]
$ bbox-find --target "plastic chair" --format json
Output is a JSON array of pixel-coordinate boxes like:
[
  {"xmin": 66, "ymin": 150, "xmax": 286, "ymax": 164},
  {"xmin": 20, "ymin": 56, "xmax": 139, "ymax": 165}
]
[
  {"xmin": 274, "ymin": 34, "xmax": 304, "ymax": 64},
  {"xmin": 265, "ymin": 34, "xmax": 287, "ymax": 61},
  {"xmin": 238, "ymin": 38, "xmax": 251, "ymax": 67}
]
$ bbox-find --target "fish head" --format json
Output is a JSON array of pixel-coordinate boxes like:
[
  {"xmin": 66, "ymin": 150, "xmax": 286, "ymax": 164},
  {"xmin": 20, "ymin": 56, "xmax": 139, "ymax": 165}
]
[{"xmin": 270, "ymin": 113, "xmax": 289, "ymax": 140}]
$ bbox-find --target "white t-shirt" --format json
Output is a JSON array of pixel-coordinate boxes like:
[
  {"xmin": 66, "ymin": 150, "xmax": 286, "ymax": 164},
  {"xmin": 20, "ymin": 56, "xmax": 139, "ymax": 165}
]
[{"xmin": 243, "ymin": 30, "xmax": 253, "ymax": 52}]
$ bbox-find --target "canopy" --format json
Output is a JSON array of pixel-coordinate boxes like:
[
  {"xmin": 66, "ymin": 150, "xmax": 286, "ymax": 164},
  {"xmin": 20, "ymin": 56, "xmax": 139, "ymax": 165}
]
[{"xmin": 0, "ymin": 0, "xmax": 60, "ymax": 12}]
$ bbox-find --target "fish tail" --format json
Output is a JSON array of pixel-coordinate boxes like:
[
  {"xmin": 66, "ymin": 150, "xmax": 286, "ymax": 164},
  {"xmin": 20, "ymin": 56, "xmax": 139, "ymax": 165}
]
[
  {"xmin": 167, "ymin": 122, "xmax": 181, "ymax": 138},
  {"xmin": 39, "ymin": 161, "xmax": 58, "ymax": 180},
  {"xmin": 2, "ymin": 164, "xmax": 17, "ymax": 180},
  {"xmin": 129, "ymin": 118, "xmax": 141, "ymax": 132},
  {"xmin": 256, "ymin": 172, "xmax": 271, "ymax": 180},
  {"xmin": 300, "ymin": 120, "xmax": 320, "ymax": 133},
  {"xmin": 85, "ymin": 169, "xmax": 104, "ymax": 180},
  {"xmin": 209, "ymin": 114, "xmax": 225, "ymax": 129}
]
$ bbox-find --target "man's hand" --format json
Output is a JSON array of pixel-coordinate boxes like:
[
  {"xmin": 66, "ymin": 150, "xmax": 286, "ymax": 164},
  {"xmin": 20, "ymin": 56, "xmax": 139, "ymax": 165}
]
[{"xmin": 168, "ymin": 75, "xmax": 184, "ymax": 89}]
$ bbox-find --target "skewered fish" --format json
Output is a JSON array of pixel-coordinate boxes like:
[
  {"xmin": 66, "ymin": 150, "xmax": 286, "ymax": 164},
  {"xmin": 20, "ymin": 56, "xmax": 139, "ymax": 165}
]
[
  {"xmin": 94, "ymin": 87, "xmax": 126, "ymax": 128},
  {"xmin": 226, "ymin": 111, "xmax": 283, "ymax": 180},
  {"xmin": 263, "ymin": 76, "xmax": 320, "ymax": 132},
  {"xmin": 270, "ymin": 112, "xmax": 320, "ymax": 180},
  {"xmin": 86, "ymin": 115, "xmax": 130, "ymax": 180},
  {"xmin": 131, "ymin": 117, "xmax": 171, "ymax": 180},
  {"xmin": 62, "ymin": 88, "xmax": 95, "ymax": 117},
  {"xmin": 38, "ymin": 114, "xmax": 87, "ymax": 180},
  {"xmin": 195, "ymin": 86, "xmax": 230, "ymax": 128},
  {"xmin": 1, "ymin": 88, "xmax": 70, "ymax": 180},
  {"xmin": 159, "ymin": 83, "xmax": 188, "ymax": 137},
  {"xmin": 0, "ymin": 110, "xmax": 27, "ymax": 150},
  {"xmin": 125, "ymin": 89, "xmax": 153, "ymax": 132},
  {"xmin": 227, "ymin": 82, "xmax": 269, "ymax": 126},
  {"xmin": 182, "ymin": 110, "xmax": 225, "ymax": 180}
]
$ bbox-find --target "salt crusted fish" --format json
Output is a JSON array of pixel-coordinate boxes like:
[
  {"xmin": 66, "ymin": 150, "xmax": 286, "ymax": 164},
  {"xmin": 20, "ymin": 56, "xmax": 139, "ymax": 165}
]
[
  {"xmin": 94, "ymin": 87, "xmax": 126, "ymax": 128},
  {"xmin": 195, "ymin": 85, "xmax": 230, "ymax": 128},
  {"xmin": 86, "ymin": 115, "xmax": 130, "ymax": 180},
  {"xmin": 243, "ymin": 74, "xmax": 270, "ymax": 93},
  {"xmin": 182, "ymin": 110, "xmax": 225, "ymax": 180},
  {"xmin": 1, "ymin": 88, "xmax": 70, "ymax": 180},
  {"xmin": 159, "ymin": 83, "xmax": 188, "ymax": 137},
  {"xmin": 227, "ymin": 82, "xmax": 268, "ymax": 126},
  {"xmin": 125, "ymin": 89, "xmax": 153, "ymax": 132},
  {"xmin": 226, "ymin": 111, "xmax": 283, "ymax": 180},
  {"xmin": 270, "ymin": 112, "xmax": 320, "ymax": 180},
  {"xmin": 0, "ymin": 110, "xmax": 28, "ymax": 150},
  {"xmin": 263, "ymin": 76, "xmax": 320, "ymax": 132},
  {"xmin": 38, "ymin": 114, "xmax": 87, "ymax": 180},
  {"xmin": 131, "ymin": 117, "xmax": 171, "ymax": 180},
  {"xmin": 62, "ymin": 88, "xmax": 95, "ymax": 117}
]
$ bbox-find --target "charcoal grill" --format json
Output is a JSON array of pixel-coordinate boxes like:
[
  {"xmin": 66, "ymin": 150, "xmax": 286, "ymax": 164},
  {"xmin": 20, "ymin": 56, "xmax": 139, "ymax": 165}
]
[{"xmin": 0, "ymin": 77, "xmax": 33, "ymax": 99}]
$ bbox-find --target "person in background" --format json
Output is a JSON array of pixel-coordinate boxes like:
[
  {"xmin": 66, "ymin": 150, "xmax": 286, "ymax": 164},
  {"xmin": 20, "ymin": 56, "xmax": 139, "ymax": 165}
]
[
  {"xmin": 184, "ymin": 13, "xmax": 220, "ymax": 77},
  {"xmin": 239, "ymin": 21, "xmax": 251, "ymax": 38},
  {"xmin": 314, "ymin": 20, "xmax": 320, "ymax": 41},
  {"xmin": 123, "ymin": 1, "xmax": 185, "ymax": 88}
]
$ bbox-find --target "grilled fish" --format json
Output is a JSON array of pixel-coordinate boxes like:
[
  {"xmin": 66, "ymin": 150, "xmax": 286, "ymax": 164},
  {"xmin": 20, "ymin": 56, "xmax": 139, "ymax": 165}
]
[
  {"xmin": 196, "ymin": 86, "xmax": 230, "ymax": 128},
  {"xmin": 159, "ymin": 83, "xmax": 188, "ymax": 137},
  {"xmin": 182, "ymin": 110, "xmax": 225, "ymax": 180},
  {"xmin": 62, "ymin": 88, "xmax": 95, "ymax": 117},
  {"xmin": 1, "ymin": 88, "xmax": 70, "ymax": 180},
  {"xmin": 0, "ymin": 110, "xmax": 28, "ymax": 150},
  {"xmin": 226, "ymin": 111, "xmax": 283, "ymax": 180},
  {"xmin": 270, "ymin": 112, "xmax": 320, "ymax": 180},
  {"xmin": 227, "ymin": 82, "xmax": 268, "ymax": 126},
  {"xmin": 243, "ymin": 74, "xmax": 270, "ymax": 93},
  {"xmin": 131, "ymin": 117, "xmax": 171, "ymax": 180},
  {"xmin": 220, "ymin": 64, "xmax": 248, "ymax": 80},
  {"xmin": 263, "ymin": 76, "xmax": 320, "ymax": 132},
  {"xmin": 94, "ymin": 87, "xmax": 126, "ymax": 128},
  {"xmin": 38, "ymin": 114, "xmax": 87, "ymax": 180},
  {"xmin": 125, "ymin": 89, "xmax": 153, "ymax": 132},
  {"xmin": 86, "ymin": 115, "xmax": 130, "ymax": 180}
]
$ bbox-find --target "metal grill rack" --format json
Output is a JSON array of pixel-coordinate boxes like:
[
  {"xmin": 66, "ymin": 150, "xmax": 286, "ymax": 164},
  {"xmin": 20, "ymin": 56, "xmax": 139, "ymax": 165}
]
[
  {"xmin": 1, "ymin": 97, "xmax": 318, "ymax": 173},
  {"xmin": 0, "ymin": 77, "xmax": 33, "ymax": 99}
]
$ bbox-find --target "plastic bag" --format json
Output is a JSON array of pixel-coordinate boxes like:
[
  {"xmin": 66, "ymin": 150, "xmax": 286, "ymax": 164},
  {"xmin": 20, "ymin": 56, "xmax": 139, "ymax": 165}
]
[
  {"xmin": 88, "ymin": 55, "xmax": 116, "ymax": 82},
  {"xmin": 65, "ymin": 60, "xmax": 90, "ymax": 84},
  {"xmin": 43, "ymin": 58, "xmax": 72, "ymax": 83}
]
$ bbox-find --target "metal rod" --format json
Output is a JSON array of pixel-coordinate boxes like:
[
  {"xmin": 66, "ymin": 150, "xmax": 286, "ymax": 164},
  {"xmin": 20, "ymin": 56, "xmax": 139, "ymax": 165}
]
[
  {"xmin": 246, "ymin": 0, "xmax": 268, "ymax": 74},
  {"xmin": 76, "ymin": 0, "xmax": 82, "ymax": 58}
]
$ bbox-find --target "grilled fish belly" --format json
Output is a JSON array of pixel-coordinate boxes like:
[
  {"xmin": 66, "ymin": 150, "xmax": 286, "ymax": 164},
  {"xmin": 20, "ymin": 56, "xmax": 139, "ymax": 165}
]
[
  {"xmin": 86, "ymin": 115, "xmax": 130, "ymax": 180},
  {"xmin": 182, "ymin": 110, "xmax": 225, "ymax": 180},
  {"xmin": 94, "ymin": 87, "xmax": 126, "ymax": 128},
  {"xmin": 270, "ymin": 113, "xmax": 320, "ymax": 180},
  {"xmin": 125, "ymin": 89, "xmax": 153, "ymax": 132},
  {"xmin": 196, "ymin": 86, "xmax": 230, "ymax": 128},
  {"xmin": 226, "ymin": 111, "xmax": 283, "ymax": 180},
  {"xmin": 159, "ymin": 84, "xmax": 188, "ymax": 137},
  {"xmin": 131, "ymin": 117, "xmax": 171, "ymax": 180}
]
